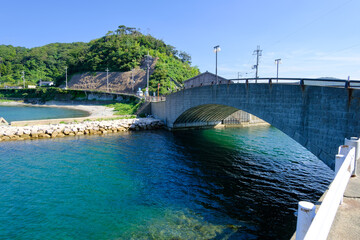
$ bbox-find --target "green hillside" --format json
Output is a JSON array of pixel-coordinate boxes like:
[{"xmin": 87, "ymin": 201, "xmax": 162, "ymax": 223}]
[{"xmin": 0, "ymin": 25, "xmax": 199, "ymax": 95}]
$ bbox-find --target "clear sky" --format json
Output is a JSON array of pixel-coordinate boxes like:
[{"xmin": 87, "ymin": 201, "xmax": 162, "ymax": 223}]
[{"xmin": 1, "ymin": 0, "xmax": 359, "ymax": 79}]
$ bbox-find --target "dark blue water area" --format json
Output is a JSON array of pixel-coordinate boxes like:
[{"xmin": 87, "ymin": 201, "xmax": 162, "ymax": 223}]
[
  {"xmin": 0, "ymin": 105, "xmax": 89, "ymax": 122},
  {"xmin": 0, "ymin": 126, "xmax": 333, "ymax": 239}
]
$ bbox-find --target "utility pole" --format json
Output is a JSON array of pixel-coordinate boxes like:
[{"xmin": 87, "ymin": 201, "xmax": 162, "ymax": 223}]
[
  {"xmin": 253, "ymin": 45, "xmax": 262, "ymax": 82},
  {"xmin": 145, "ymin": 52, "xmax": 152, "ymax": 96},
  {"xmin": 65, "ymin": 66, "xmax": 68, "ymax": 89},
  {"xmin": 275, "ymin": 59, "xmax": 281, "ymax": 83},
  {"xmin": 213, "ymin": 45, "xmax": 221, "ymax": 84},
  {"xmin": 131, "ymin": 69, "xmax": 134, "ymax": 92},
  {"xmin": 106, "ymin": 68, "xmax": 109, "ymax": 92},
  {"xmin": 0, "ymin": 57, "xmax": 2, "ymax": 78},
  {"xmin": 22, "ymin": 71, "xmax": 25, "ymax": 88},
  {"xmin": 157, "ymin": 83, "xmax": 160, "ymax": 101}
]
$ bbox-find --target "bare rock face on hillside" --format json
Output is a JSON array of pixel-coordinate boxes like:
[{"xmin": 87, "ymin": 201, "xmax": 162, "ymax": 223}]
[{"xmin": 67, "ymin": 58, "xmax": 157, "ymax": 93}]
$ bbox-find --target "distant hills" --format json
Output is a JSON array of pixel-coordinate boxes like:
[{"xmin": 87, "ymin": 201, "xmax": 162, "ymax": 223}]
[{"xmin": 0, "ymin": 25, "xmax": 199, "ymax": 95}]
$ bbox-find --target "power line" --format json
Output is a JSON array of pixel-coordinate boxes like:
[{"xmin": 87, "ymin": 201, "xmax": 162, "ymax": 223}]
[
  {"xmin": 267, "ymin": 0, "xmax": 354, "ymax": 48},
  {"xmin": 237, "ymin": 71, "xmax": 255, "ymax": 79},
  {"xmin": 333, "ymin": 43, "xmax": 360, "ymax": 54},
  {"xmin": 235, "ymin": 54, "xmax": 256, "ymax": 78}
]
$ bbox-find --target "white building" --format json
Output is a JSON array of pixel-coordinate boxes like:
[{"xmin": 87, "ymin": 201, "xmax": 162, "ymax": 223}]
[{"xmin": 39, "ymin": 80, "xmax": 54, "ymax": 87}]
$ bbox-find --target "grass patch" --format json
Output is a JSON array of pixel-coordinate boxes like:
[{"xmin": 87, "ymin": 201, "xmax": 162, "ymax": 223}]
[
  {"xmin": 95, "ymin": 115, "xmax": 136, "ymax": 121},
  {"xmin": 106, "ymin": 99, "xmax": 143, "ymax": 115},
  {"xmin": 57, "ymin": 116, "xmax": 137, "ymax": 124},
  {"xmin": 0, "ymin": 99, "xmax": 14, "ymax": 102},
  {"xmin": 117, "ymin": 115, "xmax": 137, "ymax": 119}
]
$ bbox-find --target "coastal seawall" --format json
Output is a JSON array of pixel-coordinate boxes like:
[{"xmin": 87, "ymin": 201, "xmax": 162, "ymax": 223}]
[{"xmin": 0, "ymin": 118, "xmax": 164, "ymax": 142}]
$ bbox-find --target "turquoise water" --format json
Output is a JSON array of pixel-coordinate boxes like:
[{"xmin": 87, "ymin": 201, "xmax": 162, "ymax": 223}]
[
  {"xmin": 0, "ymin": 126, "xmax": 333, "ymax": 239},
  {"xmin": 0, "ymin": 105, "xmax": 89, "ymax": 122}
]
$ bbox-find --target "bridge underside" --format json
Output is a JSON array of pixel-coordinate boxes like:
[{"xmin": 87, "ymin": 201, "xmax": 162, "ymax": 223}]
[{"xmin": 173, "ymin": 104, "xmax": 238, "ymax": 128}]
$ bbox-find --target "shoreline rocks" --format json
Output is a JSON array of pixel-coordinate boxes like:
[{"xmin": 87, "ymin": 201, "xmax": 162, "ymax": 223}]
[{"xmin": 0, "ymin": 118, "xmax": 164, "ymax": 142}]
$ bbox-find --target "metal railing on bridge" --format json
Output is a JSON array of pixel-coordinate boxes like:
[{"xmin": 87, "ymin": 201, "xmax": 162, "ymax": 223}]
[
  {"xmin": 227, "ymin": 77, "xmax": 360, "ymax": 89},
  {"xmin": 197, "ymin": 77, "xmax": 360, "ymax": 89},
  {"xmin": 144, "ymin": 96, "xmax": 166, "ymax": 102},
  {"xmin": 295, "ymin": 137, "xmax": 359, "ymax": 240}
]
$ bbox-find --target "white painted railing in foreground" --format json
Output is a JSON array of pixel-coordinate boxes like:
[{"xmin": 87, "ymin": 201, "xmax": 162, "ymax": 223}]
[
  {"xmin": 304, "ymin": 147, "xmax": 354, "ymax": 239},
  {"xmin": 295, "ymin": 137, "xmax": 358, "ymax": 240}
]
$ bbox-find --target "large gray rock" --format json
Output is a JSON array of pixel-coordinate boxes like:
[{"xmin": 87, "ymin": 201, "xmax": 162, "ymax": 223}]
[{"xmin": 0, "ymin": 117, "xmax": 9, "ymax": 126}]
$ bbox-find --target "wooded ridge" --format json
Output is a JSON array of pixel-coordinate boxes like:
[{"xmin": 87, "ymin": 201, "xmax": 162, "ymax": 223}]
[{"xmin": 0, "ymin": 25, "xmax": 199, "ymax": 95}]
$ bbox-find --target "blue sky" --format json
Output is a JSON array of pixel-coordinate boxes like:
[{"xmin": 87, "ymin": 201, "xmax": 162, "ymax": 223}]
[{"xmin": 1, "ymin": 0, "xmax": 359, "ymax": 79}]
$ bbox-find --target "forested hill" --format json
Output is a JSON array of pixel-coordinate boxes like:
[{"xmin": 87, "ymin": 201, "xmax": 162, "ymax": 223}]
[{"xmin": 0, "ymin": 25, "xmax": 200, "ymax": 94}]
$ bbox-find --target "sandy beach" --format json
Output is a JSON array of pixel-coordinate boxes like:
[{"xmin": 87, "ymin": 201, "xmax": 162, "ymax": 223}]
[{"xmin": 0, "ymin": 100, "xmax": 115, "ymax": 118}]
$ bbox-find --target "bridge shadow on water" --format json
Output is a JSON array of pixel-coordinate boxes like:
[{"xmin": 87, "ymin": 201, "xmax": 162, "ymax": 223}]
[{"xmin": 170, "ymin": 126, "xmax": 333, "ymax": 240}]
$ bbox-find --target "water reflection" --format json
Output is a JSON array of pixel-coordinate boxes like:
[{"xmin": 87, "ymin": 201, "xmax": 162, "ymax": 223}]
[
  {"xmin": 171, "ymin": 126, "xmax": 332, "ymax": 239},
  {"xmin": 0, "ymin": 126, "xmax": 332, "ymax": 240}
]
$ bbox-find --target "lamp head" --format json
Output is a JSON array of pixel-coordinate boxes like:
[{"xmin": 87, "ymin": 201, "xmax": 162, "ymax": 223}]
[{"xmin": 213, "ymin": 45, "xmax": 221, "ymax": 53}]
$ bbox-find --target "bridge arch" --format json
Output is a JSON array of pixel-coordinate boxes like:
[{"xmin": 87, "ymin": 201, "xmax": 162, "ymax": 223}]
[
  {"xmin": 174, "ymin": 104, "xmax": 238, "ymax": 127},
  {"xmin": 151, "ymin": 83, "xmax": 360, "ymax": 169}
]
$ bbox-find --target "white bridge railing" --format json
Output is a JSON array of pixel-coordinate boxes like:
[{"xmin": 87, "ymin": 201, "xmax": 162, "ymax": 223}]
[{"xmin": 295, "ymin": 137, "xmax": 359, "ymax": 240}]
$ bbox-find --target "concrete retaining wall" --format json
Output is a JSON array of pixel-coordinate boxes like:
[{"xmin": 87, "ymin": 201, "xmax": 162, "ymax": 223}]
[{"xmin": 151, "ymin": 101, "xmax": 167, "ymax": 124}]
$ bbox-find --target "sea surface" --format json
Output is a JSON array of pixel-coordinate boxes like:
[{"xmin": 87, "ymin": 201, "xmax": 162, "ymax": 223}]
[
  {"xmin": 0, "ymin": 105, "xmax": 89, "ymax": 122},
  {"xmin": 0, "ymin": 125, "xmax": 333, "ymax": 239}
]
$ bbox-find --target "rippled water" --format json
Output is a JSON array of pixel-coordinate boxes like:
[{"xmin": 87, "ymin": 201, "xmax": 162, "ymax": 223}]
[
  {"xmin": 0, "ymin": 105, "xmax": 89, "ymax": 122},
  {"xmin": 0, "ymin": 126, "xmax": 333, "ymax": 239}
]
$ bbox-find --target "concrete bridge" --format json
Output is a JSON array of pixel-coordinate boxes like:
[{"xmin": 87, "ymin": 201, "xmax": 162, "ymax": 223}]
[{"xmin": 151, "ymin": 73, "xmax": 360, "ymax": 169}]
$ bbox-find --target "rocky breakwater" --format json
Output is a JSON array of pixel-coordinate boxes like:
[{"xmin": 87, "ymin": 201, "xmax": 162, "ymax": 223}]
[{"xmin": 0, "ymin": 118, "xmax": 164, "ymax": 142}]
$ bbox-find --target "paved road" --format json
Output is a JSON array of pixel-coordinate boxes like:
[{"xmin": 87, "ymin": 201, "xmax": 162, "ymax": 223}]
[
  {"xmin": 291, "ymin": 163, "xmax": 360, "ymax": 240},
  {"xmin": 327, "ymin": 163, "xmax": 360, "ymax": 240}
]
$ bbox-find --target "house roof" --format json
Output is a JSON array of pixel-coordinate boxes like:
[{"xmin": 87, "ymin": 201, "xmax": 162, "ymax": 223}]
[{"xmin": 184, "ymin": 71, "xmax": 228, "ymax": 83}]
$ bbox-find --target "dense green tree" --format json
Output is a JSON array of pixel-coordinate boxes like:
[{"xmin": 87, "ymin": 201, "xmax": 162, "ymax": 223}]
[
  {"xmin": 0, "ymin": 25, "xmax": 199, "ymax": 94},
  {"xmin": 179, "ymin": 51, "xmax": 191, "ymax": 64}
]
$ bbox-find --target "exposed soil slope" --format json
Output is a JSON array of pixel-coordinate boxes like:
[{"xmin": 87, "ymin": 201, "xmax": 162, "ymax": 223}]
[{"xmin": 67, "ymin": 58, "xmax": 157, "ymax": 93}]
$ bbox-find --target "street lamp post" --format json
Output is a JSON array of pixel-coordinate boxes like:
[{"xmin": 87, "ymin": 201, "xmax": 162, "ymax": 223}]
[
  {"xmin": 275, "ymin": 59, "xmax": 281, "ymax": 83},
  {"xmin": 213, "ymin": 45, "xmax": 221, "ymax": 84},
  {"xmin": 65, "ymin": 66, "xmax": 68, "ymax": 89},
  {"xmin": 106, "ymin": 68, "xmax": 109, "ymax": 92}
]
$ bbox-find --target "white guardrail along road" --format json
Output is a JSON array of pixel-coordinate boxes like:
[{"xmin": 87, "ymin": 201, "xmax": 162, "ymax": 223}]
[{"xmin": 295, "ymin": 137, "xmax": 359, "ymax": 240}]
